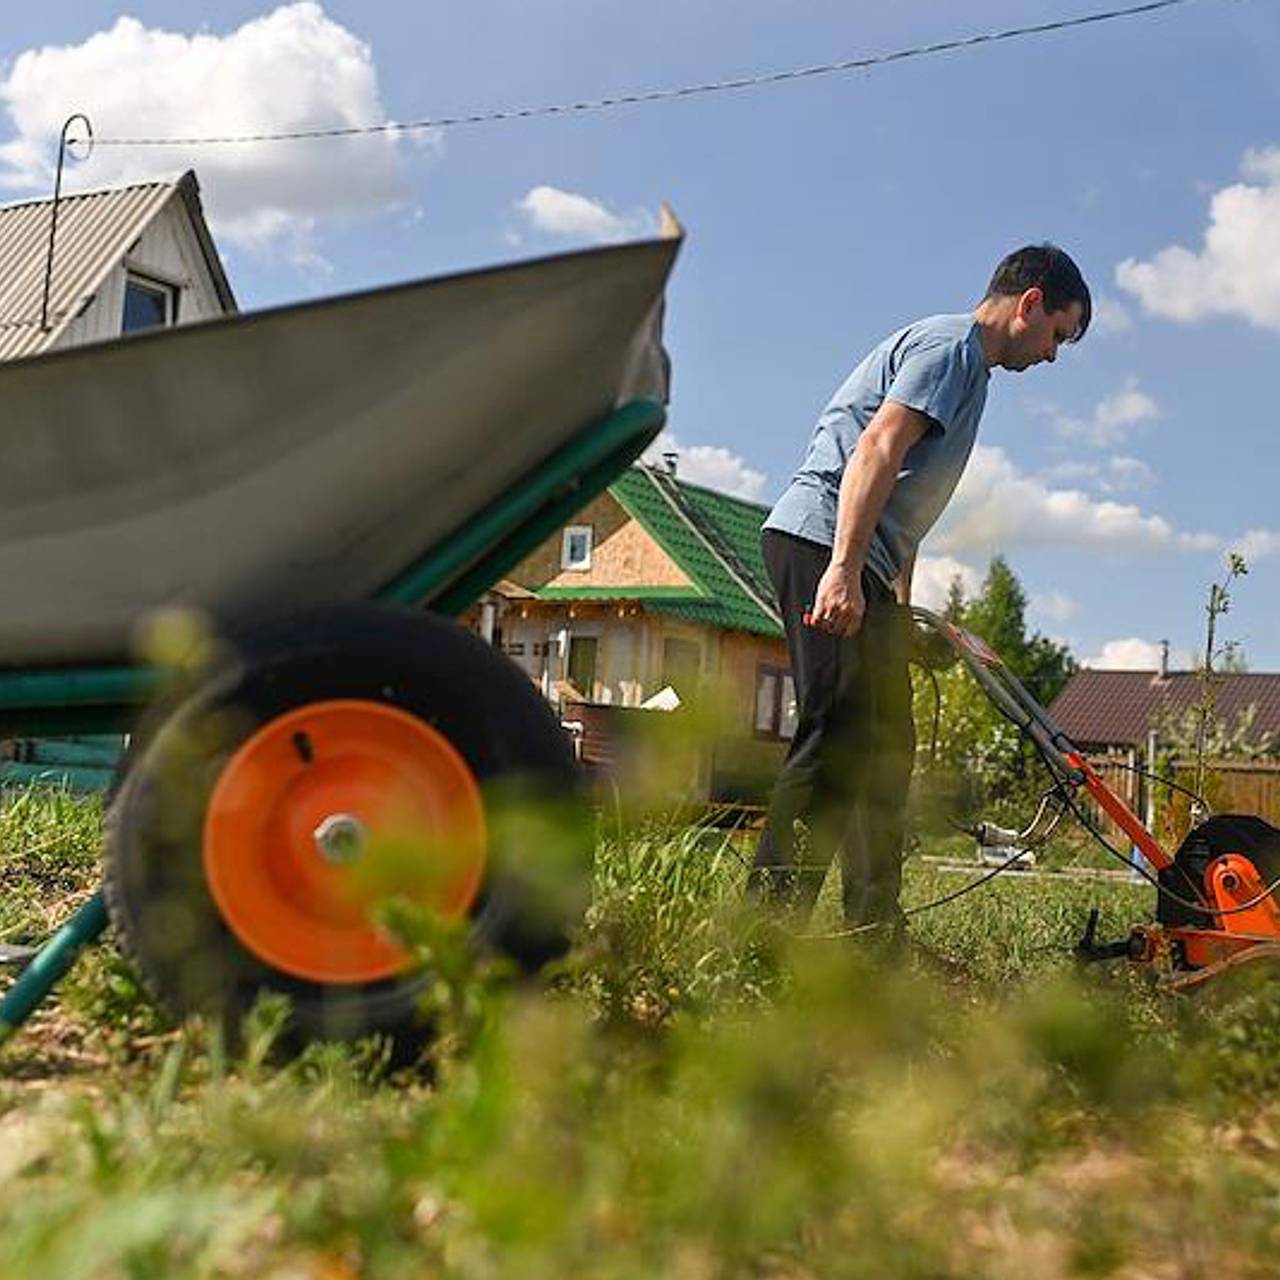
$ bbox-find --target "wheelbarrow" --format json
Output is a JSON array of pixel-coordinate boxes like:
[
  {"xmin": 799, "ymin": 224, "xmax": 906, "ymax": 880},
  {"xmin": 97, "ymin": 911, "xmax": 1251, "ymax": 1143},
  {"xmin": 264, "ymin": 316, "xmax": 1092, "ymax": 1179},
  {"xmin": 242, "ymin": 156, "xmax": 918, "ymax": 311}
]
[{"xmin": 0, "ymin": 216, "xmax": 682, "ymax": 1046}]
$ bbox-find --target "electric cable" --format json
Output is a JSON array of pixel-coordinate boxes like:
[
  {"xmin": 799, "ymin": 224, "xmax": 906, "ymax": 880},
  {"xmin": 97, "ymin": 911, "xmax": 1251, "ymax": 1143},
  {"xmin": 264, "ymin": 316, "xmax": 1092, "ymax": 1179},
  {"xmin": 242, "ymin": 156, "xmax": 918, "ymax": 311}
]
[
  {"xmin": 917, "ymin": 644, "xmax": 1280, "ymax": 921},
  {"xmin": 795, "ymin": 841, "xmax": 1045, "ymax": 940},
  {"xmin": 905, "ymin": 844, "xmax": 1041, "ymax": 915},
  {"xmin": 791, "ymin": 625, "xmax": 1279, "ymax": 941},
  {"xmin": 91, "ymin": 0, "xmax": 1204, "ymax": 149},
  {"xmin": 1097, "ymin": 756, "xmax": 1209, "ymax": 811},
  {"xmin": 1052, "ymin": 771, "xmax": 1280, "ymax": 919}
]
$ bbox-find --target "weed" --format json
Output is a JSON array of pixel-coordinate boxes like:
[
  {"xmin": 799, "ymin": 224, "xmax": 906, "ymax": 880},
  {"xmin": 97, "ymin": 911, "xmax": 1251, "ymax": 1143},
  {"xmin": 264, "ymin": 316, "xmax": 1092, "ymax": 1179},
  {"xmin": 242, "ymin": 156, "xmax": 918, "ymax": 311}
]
[{"xmin": 0, "ymin": 790, "xmax": 1278, "ymax": 1275}]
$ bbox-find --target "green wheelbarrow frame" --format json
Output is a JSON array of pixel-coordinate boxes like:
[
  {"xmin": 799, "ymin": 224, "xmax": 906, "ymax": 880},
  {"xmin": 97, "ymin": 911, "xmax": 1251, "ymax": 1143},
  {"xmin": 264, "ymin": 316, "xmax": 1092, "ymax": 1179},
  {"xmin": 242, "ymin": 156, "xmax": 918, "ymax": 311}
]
[{"xmin": 0, "ymin": 395, "xmax": 666, "ymax": 1043}]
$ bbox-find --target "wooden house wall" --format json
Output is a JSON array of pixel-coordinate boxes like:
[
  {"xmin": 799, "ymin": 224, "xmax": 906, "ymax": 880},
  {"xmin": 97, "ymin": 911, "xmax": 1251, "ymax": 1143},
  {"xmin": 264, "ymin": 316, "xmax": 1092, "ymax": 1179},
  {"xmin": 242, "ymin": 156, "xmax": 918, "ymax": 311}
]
[
  {"xmin": 498, "ymin": 602, "xmax": 650, "ymax": 706},
  {"xmin": 462, "ymin": 493, "xmax": 793, "ymax": 805},
  {"xmin": 715, "ymin": 630, "xmax": 790, "ymax": 734},
  {"xmin": 474, "ymin": 591, "xmax": 788, "ymax": 718},
  {"xmin": 465, "ymin": 596, "xmax": 791, "ymax": 803},
  {"xmin": 495, "ymin": 602, "xmax": 708, "ymax": 708},
  {"xmin": 507, "ymin": 492, "xmax": 692, "ymax": 591}
]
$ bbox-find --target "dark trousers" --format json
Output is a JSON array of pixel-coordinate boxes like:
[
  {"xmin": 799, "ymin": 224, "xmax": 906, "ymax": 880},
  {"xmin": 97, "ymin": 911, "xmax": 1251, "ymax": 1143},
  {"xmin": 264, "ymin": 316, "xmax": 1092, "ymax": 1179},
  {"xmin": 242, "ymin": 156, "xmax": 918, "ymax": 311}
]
[{"xmin": 750, "ymin": 530, "xmax": 916, "ymax": 925}]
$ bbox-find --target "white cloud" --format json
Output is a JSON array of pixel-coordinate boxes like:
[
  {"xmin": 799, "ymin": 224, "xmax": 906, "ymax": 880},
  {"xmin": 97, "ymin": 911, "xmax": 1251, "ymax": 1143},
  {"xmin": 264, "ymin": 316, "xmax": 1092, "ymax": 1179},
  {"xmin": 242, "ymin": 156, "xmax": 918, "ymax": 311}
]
[
  {"xmin": 1084, "ymin": 638, "xmax": 1163, "ymax": 670},
  {"xmin": 1030, "ymin": 591, "xmax": 1078, "ymax": 625},
  {"xmin": 1039, "ymin": 460, "xmax": 1100, "ymax": 486},
  {"xmin": 1102, "ymin": 455, "xmax": 1156, "ymax": 494},
  {"xmin": 1041, "ymin": 455, "xmax": 1155, "ymax": 495},
  {"xmin": 1055, "ymin": 380, "xmax": 1160, "ymax": 448},
  {"xmin": 518, "ymin": 185, "xmax": 653, "ymax": 244},
  {"xmin": 0, "ymin": 4, "xmax": 411, "ymax": 264},
  {"xmin": 1092, "ymin": 295, "xmax": 1133, "ymax": 334},
  {"xmin": 1231, "ymin": 529, "xmax": 1280, "ymax": 563},
  {"xmin": 929, "ymin": 445, "xmax": 1217, "ymax": 556},
  {"xmin": 912, "ymin": 556, "xmax": 981, "ymax": 611},
  {"xmin": 642, "ymin": 432, "xmax": 766, "ymax": 501},
  {"xmin": 1117, "ymin": 146, "xmax": 1280, "ymax": 330}
]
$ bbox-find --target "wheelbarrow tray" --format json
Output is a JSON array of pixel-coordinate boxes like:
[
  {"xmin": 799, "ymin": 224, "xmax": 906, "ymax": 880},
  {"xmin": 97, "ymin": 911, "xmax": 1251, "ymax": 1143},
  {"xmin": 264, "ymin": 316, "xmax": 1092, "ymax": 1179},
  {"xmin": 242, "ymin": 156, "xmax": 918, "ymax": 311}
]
[{"xmin": 0, "ymin": 231, "xmax": 678, "ymax": 733}]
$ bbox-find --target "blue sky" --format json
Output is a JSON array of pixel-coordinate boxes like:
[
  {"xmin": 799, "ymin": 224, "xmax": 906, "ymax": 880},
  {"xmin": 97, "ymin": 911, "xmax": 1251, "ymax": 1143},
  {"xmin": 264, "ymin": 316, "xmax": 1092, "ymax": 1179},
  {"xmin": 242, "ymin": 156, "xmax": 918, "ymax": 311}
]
[{"xmin": 3, "ymin": 1, "xmax": 1279, "ymax": 669}]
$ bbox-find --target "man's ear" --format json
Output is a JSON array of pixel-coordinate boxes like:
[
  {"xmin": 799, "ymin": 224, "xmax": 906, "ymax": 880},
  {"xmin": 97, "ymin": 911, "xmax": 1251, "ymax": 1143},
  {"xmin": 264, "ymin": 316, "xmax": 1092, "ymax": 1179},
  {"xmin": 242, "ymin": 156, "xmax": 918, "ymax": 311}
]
[{"xmin": 1016, "ymin": 286, "xmax": 1045, "ymax": 321}]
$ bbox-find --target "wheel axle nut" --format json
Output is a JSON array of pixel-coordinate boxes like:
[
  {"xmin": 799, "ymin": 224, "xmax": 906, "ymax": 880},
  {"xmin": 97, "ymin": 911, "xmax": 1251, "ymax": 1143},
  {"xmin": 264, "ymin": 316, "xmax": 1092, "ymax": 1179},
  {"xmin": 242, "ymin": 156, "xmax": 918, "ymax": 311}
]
[{"xmin": 314, "ymin": 813, "xmax": 367, "ymax": 865}]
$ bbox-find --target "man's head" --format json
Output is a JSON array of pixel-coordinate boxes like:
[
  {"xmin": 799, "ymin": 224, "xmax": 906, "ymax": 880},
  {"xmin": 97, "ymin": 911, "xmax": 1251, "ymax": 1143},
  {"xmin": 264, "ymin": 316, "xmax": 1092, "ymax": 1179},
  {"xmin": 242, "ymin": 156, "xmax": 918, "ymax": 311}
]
[{"xmin": 981, "ymin": 244, "xmax": 1091, "ymax": 372}]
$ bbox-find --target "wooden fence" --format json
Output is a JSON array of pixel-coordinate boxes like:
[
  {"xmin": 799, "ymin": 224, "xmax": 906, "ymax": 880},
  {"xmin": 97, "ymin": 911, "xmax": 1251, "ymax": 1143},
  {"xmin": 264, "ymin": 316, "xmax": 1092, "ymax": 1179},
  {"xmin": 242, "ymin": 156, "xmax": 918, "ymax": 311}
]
[
  {"xmin": 1084, "ymin": 752, "xmax": 1280, "ymax": 850},
  {"xmin": 1180, "ymin": 760, "xmax": 1280, "ymax": 824}
]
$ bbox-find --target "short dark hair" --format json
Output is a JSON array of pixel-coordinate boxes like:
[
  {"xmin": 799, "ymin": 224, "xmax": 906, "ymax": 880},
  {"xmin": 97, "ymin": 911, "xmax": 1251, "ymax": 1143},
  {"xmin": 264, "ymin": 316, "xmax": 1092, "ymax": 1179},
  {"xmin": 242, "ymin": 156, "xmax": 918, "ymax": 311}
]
[{"xmin": 985, "ymin": 243, "xmax": 1091, "ymax": 341}]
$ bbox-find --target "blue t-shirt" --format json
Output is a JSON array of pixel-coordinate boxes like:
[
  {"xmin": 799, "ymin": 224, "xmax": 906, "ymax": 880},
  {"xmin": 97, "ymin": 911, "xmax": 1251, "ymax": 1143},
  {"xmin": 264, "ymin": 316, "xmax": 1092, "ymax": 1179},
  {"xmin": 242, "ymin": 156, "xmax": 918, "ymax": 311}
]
[{"xmin": 764, "ymin": 314, "xmax": 990, "ymax": 587}]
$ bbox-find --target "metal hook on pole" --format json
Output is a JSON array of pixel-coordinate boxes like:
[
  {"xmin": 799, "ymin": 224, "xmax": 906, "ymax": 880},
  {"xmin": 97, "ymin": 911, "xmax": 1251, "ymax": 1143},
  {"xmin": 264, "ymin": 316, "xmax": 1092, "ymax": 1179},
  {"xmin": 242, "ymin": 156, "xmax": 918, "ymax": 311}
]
[{"xmin": 40, "ymin": 113, "xmax": 95, "ymax": 334}]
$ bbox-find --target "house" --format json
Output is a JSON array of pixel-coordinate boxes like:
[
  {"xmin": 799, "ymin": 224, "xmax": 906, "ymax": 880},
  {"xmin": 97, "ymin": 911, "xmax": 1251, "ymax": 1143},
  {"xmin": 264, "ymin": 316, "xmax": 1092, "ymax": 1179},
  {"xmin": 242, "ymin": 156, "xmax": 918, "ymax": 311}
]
[
  {"xmin": 1049, "ymin": 657, "xmax": 1280, "ymax": 827},
  {"xmin": 0, "ymin": 171, "xmax": 236, "ymax": 788},
  {"xmin": 464, "ymin": 461, "xmax": 794, "ymax": 804},
  {"xmin": 0, "ymin": 169, "xmax": 235, "ymax": 359}
]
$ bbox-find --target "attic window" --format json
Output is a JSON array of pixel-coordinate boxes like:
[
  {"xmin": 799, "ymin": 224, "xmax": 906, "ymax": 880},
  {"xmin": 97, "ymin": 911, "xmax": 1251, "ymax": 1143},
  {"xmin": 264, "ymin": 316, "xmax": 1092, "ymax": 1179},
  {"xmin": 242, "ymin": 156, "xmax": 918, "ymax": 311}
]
[
  {"xmin": 561, "ymin": 525, "xmax": 593, "ymax": 571},
  {"xmin": 123, "ymin": 274, "xmax": 179, "ymax": 333}
]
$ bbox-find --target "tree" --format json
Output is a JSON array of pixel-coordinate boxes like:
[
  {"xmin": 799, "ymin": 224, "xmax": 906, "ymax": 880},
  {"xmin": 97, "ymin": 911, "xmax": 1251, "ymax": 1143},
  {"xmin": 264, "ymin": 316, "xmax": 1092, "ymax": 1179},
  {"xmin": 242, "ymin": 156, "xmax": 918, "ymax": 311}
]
[
  {"xmin": 911, "ymin": 556, "xmax": 1076, "ymax": 825},
  {"xmin": 960, "ymin": 557, "xmax": 1075, "ymax": 703},
  {"xmin": 1219, "ymin": 645, "xmax": 1249, "ymax": 674},
  {"xmin": 962, "ymin": 557, "xmax": 1027, "ymax": 668},
  {"xmin": 942, "ymin": 574, "xmax": 967, "ymax": 623}
]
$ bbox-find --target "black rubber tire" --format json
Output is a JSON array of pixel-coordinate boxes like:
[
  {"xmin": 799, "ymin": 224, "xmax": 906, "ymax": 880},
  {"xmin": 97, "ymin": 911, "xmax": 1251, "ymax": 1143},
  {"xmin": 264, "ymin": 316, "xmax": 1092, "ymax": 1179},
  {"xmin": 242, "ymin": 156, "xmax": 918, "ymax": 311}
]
[{"xmin": 103, "ymin": 603, "xmax": 589, "ymax": 1046}]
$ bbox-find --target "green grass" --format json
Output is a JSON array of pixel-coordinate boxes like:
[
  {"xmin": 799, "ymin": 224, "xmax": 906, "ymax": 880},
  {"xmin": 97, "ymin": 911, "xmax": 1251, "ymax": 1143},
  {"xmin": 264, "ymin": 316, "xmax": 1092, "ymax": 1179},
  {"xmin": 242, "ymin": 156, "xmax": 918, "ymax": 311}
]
[{"xmin": 2, "ymin": 790, "xmax": 1280, "ymax": 1277}]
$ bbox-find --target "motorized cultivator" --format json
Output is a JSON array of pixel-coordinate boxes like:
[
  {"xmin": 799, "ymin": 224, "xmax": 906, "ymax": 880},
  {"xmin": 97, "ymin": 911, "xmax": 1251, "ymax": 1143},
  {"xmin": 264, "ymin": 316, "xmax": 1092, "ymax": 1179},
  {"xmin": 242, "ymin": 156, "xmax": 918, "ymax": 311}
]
[{"xmin": 917, "ymin": 606, "xmax": 1280, "ymax": 991}]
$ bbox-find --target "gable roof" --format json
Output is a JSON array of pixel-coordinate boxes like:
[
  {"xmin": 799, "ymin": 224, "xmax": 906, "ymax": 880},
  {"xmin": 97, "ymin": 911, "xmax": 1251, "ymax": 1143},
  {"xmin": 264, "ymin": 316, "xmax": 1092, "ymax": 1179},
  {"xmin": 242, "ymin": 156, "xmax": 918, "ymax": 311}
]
[
  {"xmin": 1049, "ymin": 668, "xmax": 1280, "ymax": 749},
  {"xmin": 538, "ymin": 464, "xmax": 783, "ymax": 637},
  {"xmin": 0, "ymin": 170, "xmax": 235, "ymax": 362}
]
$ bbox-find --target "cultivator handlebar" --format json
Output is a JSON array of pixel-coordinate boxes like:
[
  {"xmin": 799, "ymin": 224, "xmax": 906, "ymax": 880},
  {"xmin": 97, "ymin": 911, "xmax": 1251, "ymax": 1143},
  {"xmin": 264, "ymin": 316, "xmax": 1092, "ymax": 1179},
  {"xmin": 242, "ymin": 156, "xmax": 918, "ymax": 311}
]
[
  {"xmin": 911, "ymin": 607, "xmax": 1280, "ymax": 988},
  {"xmin": 912, "ymin": 606, "xmax": 1170, "ymax": 867}
]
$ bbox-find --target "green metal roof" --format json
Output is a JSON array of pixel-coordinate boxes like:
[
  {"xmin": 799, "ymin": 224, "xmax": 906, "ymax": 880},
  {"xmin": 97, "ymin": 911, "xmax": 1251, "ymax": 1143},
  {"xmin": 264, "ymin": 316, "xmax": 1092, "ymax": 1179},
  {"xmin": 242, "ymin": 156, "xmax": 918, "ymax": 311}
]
[
  {"xmin": 606, "ymin": 467, "xmax": 782, "ymax": 637},
  {"xmin": 536, "ymin": 583, "xmax": 703, "ymax": 601}
]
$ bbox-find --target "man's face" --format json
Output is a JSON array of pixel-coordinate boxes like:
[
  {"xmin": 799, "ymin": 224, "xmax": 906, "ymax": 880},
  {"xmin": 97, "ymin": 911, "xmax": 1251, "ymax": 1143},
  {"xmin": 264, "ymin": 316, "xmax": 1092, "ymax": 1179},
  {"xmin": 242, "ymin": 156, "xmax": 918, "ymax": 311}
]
[{"xmin": 1005, "ymin": 290, "xmax": 1083, "ymax": 372}]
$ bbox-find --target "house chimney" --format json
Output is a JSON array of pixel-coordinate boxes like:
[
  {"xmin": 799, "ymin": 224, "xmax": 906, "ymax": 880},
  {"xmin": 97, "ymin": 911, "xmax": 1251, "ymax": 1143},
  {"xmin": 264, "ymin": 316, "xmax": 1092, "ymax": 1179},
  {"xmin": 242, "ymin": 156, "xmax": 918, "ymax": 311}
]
[
  {"xmin": 1159, "ymin": 639, "xmax": 1169, "ymax": 679},
  {"xmin": 662, "ymin": 450, "xmax": 678, "ymax": 476}
]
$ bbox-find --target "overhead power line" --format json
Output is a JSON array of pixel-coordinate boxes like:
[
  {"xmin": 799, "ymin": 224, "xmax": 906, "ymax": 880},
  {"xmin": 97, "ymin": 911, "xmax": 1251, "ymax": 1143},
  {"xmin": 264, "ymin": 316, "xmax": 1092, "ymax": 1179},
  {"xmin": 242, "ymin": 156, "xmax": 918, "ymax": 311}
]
[{"xmin": 92, "ymin": 0, "xmax": 1203, "ymax": 149}]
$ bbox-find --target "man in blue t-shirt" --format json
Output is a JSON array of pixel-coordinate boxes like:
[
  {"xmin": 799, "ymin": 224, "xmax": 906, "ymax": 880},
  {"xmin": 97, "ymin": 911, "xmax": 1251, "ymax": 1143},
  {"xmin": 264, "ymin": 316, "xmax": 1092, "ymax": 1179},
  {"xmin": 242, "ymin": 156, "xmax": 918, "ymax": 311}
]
[{"xmin": 754, "ymin": 244, "xmax": 1091, "ymax": 932}]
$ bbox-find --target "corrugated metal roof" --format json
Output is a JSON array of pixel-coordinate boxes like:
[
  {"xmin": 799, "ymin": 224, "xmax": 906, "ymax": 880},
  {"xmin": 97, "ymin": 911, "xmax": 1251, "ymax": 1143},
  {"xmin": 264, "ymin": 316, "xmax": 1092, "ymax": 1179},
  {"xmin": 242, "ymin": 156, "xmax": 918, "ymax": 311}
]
[
  {"xmin": 0, "ymin": 176, "xmax": 181, "ymax": 361},
  {"xmin": 537, "ymin": 585, "xmax": 702, "ymax": 600},
  {"xmin": 1050, "ymin": 669, "xmax": 1280, "ymax": 748}
]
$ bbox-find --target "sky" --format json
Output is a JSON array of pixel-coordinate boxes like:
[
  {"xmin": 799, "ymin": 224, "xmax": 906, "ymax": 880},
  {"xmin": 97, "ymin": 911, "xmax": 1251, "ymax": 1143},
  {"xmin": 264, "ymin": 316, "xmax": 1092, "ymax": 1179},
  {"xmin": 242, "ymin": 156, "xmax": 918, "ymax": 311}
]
[{"xmin": 2, "ymin": 0, "xmax": 1279, "ymax": 670}]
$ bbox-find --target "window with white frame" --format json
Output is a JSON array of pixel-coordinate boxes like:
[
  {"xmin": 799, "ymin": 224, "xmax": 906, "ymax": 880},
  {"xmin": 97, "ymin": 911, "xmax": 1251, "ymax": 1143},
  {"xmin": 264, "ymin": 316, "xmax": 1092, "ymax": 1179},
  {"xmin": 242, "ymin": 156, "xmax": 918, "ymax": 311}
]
[
  {"xmin": 755, "ymin": 664, "xmax": 797, "ymax": 740},
  {"xmin": 122, "ymin": 273, "xmax": 179, "ymax": 334},
  {"xmin": 561, "ymin": 524, "xmax": 593, "ymax": 571}
]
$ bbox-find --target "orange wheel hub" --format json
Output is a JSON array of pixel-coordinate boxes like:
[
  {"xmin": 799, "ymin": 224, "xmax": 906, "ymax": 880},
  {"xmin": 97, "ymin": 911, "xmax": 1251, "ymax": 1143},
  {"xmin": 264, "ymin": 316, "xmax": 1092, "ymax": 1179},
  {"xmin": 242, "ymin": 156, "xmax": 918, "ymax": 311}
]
[{"xmin": 203, "ymin": 699, "xmax": 486, "ymax": 984}]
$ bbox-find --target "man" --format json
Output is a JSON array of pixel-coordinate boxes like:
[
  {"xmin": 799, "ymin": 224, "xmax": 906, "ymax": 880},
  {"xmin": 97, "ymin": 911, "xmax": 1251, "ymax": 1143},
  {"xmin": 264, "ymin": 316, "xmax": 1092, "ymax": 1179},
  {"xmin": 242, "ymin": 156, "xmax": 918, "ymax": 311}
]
[{"xmin": 751, "ymin": 244, "xmax": 1091, "ymax": 931}]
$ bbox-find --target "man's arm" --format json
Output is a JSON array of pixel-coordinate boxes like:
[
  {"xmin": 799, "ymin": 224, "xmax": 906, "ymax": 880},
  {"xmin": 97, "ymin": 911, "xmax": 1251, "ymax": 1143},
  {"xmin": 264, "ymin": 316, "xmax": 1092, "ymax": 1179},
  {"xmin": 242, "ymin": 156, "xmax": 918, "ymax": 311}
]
[{"xmin": 809, "ymin": 400, "xmax": 930, "ymax": 636}]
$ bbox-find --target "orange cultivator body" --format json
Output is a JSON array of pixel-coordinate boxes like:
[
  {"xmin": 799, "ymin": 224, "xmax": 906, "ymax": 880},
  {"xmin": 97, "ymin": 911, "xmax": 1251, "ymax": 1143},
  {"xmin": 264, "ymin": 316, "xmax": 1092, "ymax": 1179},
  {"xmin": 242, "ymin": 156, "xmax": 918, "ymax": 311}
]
[{"xmin": 917, "ymin": 608, "xmax": 1280, "ymax": 990}]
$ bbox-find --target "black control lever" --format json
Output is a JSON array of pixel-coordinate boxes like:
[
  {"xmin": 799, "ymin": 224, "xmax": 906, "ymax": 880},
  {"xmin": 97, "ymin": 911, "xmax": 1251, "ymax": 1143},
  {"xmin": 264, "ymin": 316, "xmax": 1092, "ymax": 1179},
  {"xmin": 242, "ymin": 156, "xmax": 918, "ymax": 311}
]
[{"xmin": 1075, "ymin": 908, "xmax": 1133, "ymax": 964}]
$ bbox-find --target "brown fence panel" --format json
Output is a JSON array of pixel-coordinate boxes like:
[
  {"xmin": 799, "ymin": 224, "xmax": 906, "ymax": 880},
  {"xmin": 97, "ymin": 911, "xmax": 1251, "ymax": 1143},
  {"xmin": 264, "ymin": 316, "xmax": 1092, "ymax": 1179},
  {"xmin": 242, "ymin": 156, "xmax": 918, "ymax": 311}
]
[
  {"xmin": 1079, "ymin": 751, "xmax": 1144, "ymax": 846},
  {"xmin": 1072, "ymin": 756, "xmax": 1280, "ymax": 853},
  {"xmin": 1168, "ymin": 759, "xmax": 1280, "ymax": 827}
]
